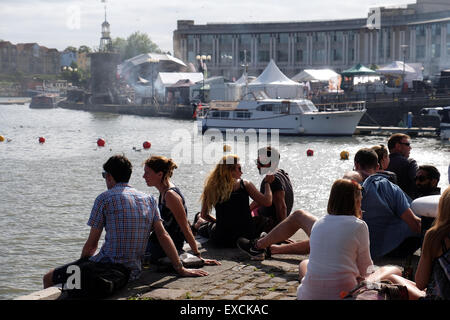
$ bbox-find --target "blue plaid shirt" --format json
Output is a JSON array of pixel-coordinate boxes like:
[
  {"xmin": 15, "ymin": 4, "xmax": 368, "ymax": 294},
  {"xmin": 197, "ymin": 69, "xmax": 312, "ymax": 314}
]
[{"xmin": 87, "ymin": 183, "xmax": 160, "ymax": 280}]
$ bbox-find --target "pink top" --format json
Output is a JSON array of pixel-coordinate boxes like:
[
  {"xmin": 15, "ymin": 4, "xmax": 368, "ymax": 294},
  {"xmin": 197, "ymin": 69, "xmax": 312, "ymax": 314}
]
[{"xmin": 297, "ymin": 214, "xmax": 373, "ymax": 300}]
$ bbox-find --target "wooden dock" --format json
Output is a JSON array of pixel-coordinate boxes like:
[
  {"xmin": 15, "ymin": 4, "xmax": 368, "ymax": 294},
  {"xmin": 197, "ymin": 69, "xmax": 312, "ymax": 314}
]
[
  {"xmin": 355, "ymin": 126, "xmax": 438, "ymax": 137},
  {"xmin": 0, "ymin": 98, "xmax": 31, "ymax": 105}
]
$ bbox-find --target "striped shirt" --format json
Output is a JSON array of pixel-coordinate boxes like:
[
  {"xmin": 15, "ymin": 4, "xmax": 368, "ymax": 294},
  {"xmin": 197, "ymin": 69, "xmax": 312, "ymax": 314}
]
[{"xmin": 87, "ymin": 183, "xmax": 160, "ymax": 280}]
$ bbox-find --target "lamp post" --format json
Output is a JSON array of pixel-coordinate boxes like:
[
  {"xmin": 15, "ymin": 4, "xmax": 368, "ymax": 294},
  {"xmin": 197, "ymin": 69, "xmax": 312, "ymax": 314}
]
[
  {"xmin": 196, "ymin": 54, "xmax": 211, "ymax": 102},
  {"xmin": 148, "ymin": 57, "xmax": 159, "ymax": 104},
  {"xmin": 400, "ymin": 44, "xmax": 409, "ymax": 92}
]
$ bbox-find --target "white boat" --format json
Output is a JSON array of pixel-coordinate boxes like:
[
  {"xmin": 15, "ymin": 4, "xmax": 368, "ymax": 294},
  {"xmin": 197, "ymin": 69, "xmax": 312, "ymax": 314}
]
[{"xmin": 197, "ymin": 92, "xmax": 366, "ymax": 136}]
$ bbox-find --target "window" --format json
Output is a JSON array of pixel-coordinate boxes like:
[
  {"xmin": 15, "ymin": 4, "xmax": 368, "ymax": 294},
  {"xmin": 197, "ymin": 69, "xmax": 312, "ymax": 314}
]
[
  {"xmin": 256, "ymin": 104, "xmax": 273, "ymax": 111},
  {"xmin": 416, "ymin": 45, "xmax": 425, "ymax": 59},
  {"xmin": 235, "ymin": 111, "xmax": 251, "ymax": 118},
  {"xmin": 258, "ymin": 50, "xmax": 270, "ymax": 63},
  {"xmin": 211, "ymin": 111, "xmax": 230, "ymax": 118}
]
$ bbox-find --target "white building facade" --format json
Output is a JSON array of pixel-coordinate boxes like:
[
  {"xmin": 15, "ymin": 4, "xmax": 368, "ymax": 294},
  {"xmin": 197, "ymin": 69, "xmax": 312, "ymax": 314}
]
[{"xmin": 173, "ymin": 0, "xmax": 450, "ymax": 79}]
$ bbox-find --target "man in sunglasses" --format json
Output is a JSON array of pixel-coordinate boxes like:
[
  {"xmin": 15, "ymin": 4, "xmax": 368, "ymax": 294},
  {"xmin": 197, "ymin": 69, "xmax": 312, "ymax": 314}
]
[
  {"xmin": 386, "ymin": 133, "xmax": 419, "ymax": 200},
  {"xmin": 43, "ymin": 155, "xmax": 207, "ymax": 298},
  {"xmin": 415, "ymin": 165, "xmax": 441, "ymax": 239}
]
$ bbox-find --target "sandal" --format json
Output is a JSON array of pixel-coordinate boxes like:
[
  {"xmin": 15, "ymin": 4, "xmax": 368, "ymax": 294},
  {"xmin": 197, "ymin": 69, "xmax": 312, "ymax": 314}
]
[{"xmin": 190, "ymin": 212, "xmax": 201, "ymax": 235}]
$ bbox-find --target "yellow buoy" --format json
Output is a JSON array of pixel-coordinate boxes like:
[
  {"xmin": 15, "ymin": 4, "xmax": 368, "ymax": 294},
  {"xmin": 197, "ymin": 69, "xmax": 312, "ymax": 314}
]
[
  {"xmin": 340, "ymin": 150, "xmax": 350, "ymax": 160},
  {"xmin": 0, "ymin": 135, "xmax": 4, "ymax": 142}
]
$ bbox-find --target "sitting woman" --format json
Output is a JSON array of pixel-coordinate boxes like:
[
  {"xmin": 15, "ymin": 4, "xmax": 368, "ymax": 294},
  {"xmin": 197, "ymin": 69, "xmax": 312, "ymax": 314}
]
[
  {"xmin": 415, "ymin": 186, "xmax": 450, "ymax": 299},
  {"xmin": 143, "ymin": 155, "xmax": 219, "ymax": 266},
  {"xmin": 371, "ymin": 144, "xmax": 397, "ymax": 184},
  {"xmin": 193, "ymin": 154, "xmax": 274, "ymax": 248},
  {"xmin": 297, "ymin": 178, "xmax": 406, "ymax": 300}
]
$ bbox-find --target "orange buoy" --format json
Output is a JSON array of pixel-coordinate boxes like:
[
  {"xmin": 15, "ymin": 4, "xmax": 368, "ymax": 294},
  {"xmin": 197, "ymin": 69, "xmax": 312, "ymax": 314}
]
[
  {"xmin": 306, "ymin": 149, "xmax": 314, "ymax": 156},
  {"xmin": 143, "ymin": 141, "xmax": 151, "ymax": 149},
  {"xmin": 97, "ymin": 138, "xmax": 105, "ymax": 147},
  {"xmin": 38, "ymin": 137, "xmax": 46, "ymax": 144},
  {"xmin": 0, "ymin": 135, "xmax": 5, "ymax": 142}
]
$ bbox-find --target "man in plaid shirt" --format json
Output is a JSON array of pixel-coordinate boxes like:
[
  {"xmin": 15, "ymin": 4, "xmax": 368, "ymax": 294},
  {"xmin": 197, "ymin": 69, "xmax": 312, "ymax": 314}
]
[{"xmin": 43, "ymin": 155, "xmax": 207, "ymax": 292}]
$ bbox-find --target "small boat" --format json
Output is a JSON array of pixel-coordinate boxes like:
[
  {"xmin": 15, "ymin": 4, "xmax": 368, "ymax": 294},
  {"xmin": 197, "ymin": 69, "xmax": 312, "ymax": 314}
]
[
  {"xmin": 420, "ymin": 106, "xmax": 450, "ymax": 140},
  {"xmin": 197, "ymin": 91, "xmax": 366, "ymax": 136},
  {"xmin": 29, "ymin": 94, "xmax": 58, "ymax": 109}
]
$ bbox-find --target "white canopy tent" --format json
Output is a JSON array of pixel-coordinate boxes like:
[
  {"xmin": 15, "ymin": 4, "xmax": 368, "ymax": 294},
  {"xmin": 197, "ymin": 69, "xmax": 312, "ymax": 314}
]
[
  {"xmin": 377, "ymin": 61, "xmax": 423, "ymax": 86},
  {"xmin": 247, "ymin": 60, "xmax": 304, "ymax": 99},
  {"xmin": 292, "ymin": 69, "xmax": 339, "ymax": 82}
]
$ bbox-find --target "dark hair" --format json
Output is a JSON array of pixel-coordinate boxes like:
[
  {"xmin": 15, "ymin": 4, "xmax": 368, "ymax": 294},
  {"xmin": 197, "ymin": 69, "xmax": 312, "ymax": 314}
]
[
  {"xmin": 327, "ymin": 179, "xmax": 362, "ymax": 217},
  {"xmin": 257, "ymin": 146, "xmax": 280, "ymax": 167},
  {"xmin": 387, "ymin": 133, "xmax": 410, "ymax": 151},
  {"xmin": 103, "ymin": 155, "xmax": 132, "ymax": 183},
  {"xmin": 418, "ymin": 165, "xmax": 440, "ymax": 182},
  {"xmin": 354, "ymin": 148, "xmax": 378, "ymax": 170},
  {"xmin": 145, "ymin": 155, "xmax": 178, "ymax": 184},
  {"xmin": 371, "ymin": 144, "xmax": 388, "ymax": 168}
]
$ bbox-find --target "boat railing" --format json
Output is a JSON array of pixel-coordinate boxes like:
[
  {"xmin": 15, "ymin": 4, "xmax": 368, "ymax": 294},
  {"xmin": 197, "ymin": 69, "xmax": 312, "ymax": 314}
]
[{"xmin": 315, "ymin": 101, "xmax": 366, "ymax": 112}]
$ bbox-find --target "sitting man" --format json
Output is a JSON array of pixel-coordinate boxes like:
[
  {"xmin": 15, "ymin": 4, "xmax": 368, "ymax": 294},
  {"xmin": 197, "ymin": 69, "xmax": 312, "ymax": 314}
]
[
  {"xmin": 43, "ymin": 155, "xmax": 207, "ymax": 296},
  {"xmin": 386, "ymin": 133, "xmax": 419, "ymax": 200},
  {"xmin": 251, "ymin": 146, "xmax": 294, "ymax": 232},
  {"xmin": 415, "ymin": 164, "xmax": 441, "ymax": 238},
  {"xmin": 355, "ymin": 148, "xmax": 422, "ymax": 260}
]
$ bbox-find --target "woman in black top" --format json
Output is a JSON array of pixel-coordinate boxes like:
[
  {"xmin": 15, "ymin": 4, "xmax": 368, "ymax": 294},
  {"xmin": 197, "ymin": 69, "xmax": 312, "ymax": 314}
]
[
  {"xmin": 143, "ymin": 155, "xmax": 219, "ymax": 266},
  {"xmin": 195, "ymin": 154, "xmax": 274, "ymax": 247}
]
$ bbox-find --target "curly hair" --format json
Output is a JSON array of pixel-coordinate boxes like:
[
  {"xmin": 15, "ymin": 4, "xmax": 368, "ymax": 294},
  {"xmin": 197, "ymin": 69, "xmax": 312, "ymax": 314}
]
[{"xmin": 200, "ymin": 154, "xmax": 239, "ymax": 213}]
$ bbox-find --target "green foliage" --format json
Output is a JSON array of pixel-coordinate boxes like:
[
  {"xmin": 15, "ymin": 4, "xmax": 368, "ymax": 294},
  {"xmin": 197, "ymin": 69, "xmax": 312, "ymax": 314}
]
[{"xmin": 113, "ymin": 31, "xmax": 162, "ymax": 61}]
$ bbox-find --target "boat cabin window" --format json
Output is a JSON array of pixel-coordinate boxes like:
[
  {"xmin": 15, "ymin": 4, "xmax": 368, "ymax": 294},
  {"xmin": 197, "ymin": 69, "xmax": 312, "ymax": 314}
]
[
  {"xmin": 235, "ymin": 111, "xmax": 251, "ymax": 119},
  {"xmin": 210, "ymin": 111, "xmax": 230, "ymax": 119},
  {"xmin": 256, "ymin": 104, "xmax": 273, "ymax": 112}
]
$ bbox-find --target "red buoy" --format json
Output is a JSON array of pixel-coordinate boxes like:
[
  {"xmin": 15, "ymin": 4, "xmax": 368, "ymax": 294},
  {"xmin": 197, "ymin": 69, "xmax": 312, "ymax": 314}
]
[
  {"xmin": 38, "ymin": 137, "xmax": 45, "ymax": 144},
  {"xmin": 97, "ymin": 138, "xmax": 105, "ymax": 147},
  {"xmin": 306, "ymin": 149, "xmax": 314, "ymax": 156},
  {"xmin": 143, "ymin": 141, "xmax": 151, "ymax": 149}
]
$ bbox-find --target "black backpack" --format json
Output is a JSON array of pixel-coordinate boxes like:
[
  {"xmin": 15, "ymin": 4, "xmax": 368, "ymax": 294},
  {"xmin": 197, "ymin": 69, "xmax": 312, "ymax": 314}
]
[{"xmin": 63, "ymin": 261, "xmax": 130, "ymax": 299}]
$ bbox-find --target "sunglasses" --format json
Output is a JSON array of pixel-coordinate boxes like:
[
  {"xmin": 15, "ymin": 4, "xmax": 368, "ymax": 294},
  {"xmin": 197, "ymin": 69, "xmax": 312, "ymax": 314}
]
[
  {"xmin": 415, "ymin": 176, "xmax": 429, "ymax": 182},
  {"xmin": 102, "ymin": 171, "xmax": 108, "ymax": 179}
]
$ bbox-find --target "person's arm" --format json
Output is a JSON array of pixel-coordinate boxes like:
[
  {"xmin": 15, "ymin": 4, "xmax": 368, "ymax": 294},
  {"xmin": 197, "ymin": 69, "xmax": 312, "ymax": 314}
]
[
  {"xmin": 272, "ymin": 190, "xmax": 287, "ymax": 222},
  {"xmin": 164, "ymin": 191, "xmax": 220, "ymax": 266},
  {"xmin": 400, "ymin": 208, "xmax": 421, "ymax": 234},
  {"xmin": 200, "ymin": 198, "xmax": 216, "ymax": 223},
  {"xmin": 153, "ymin": 220, "xmax": 208, "ymax": 277},
  {"xmin": 80, "ymin": 227, "xmax": 102, "ymax": 259},
  {"xmin": 165, "ymin": 191, "xmax": 201, "ymax": 256},
  {"xmin": 244, "ymin": 175, "xmax": 274, "ymax": 207},
  {"xmin": 415, "ymin": 233, "xmax": 434, "ymax": 290}
]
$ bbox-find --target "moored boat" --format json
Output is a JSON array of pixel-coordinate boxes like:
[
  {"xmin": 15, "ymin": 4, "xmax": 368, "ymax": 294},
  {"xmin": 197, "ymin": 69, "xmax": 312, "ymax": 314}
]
[
  {"xmin": 29, "ymin": 94, "xmax": 58, "ymax": 109},
  {"xmin": 197, "ymin": 91, "xmax": 366, "ymax": 136}
]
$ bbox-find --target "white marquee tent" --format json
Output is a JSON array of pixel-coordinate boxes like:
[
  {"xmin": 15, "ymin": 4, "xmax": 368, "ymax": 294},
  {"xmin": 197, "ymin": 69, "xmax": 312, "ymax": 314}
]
[
  {"xmin": 247, "ymin": 60, "xmax": 304, "ymax": 98},
  {"xmin": 292, "ymin": 69, "xmax": 340, "ymax": 82},
  {"xmin": 377, "ymin": 61, "xmax": 423, "ymax": 86}
]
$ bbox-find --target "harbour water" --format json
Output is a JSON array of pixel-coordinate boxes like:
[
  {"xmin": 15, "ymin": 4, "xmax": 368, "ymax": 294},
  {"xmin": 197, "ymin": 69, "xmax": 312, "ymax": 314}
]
[{"xmin": 0, "ymin": 102, "xmax": 449, "ymax": 300}]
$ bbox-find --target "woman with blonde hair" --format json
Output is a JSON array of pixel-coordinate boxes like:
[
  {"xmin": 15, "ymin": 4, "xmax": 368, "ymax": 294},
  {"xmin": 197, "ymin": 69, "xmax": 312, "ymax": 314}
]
[
  {"xmin": 194, "ymin": 154, "xmax": 274, "ymax": 247},
  {"xmin": 143, "ymin": 155, "xmax": 219, "ymax": 266},
  {"xmin": 414, "ymin": 186, "xmax": 450, "ymax": 299}
]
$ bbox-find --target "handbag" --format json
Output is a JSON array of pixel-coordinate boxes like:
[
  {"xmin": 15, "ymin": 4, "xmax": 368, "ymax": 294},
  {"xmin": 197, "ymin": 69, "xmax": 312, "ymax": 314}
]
[{"xmin": 342, "ymin": 280, "xmax": 409, "ymax": 300}]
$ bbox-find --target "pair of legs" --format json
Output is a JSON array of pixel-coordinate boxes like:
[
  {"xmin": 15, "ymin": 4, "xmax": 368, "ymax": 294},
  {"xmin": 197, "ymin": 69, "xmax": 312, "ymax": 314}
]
[
  {"xmin": 298, "ymin": 261, "xmax": 425, "ymax": 300},
  {"xmin": 254, "ymin": 209, "xmax": 316, "ymax": 255}
]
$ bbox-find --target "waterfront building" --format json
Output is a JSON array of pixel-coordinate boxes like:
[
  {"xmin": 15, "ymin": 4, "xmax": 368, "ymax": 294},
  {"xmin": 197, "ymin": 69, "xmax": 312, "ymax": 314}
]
[
  {"xmin": 0, "ymin": 41, "xmax": 60, "ymax": 75},
  {"xmin": 173, "ymin": 0, "xmax": 450, "ymax": 80}
]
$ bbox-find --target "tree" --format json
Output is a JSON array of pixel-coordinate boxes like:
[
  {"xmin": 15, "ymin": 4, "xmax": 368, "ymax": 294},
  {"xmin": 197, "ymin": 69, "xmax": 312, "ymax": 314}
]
[
  {"xmin": 78, "ymin": 45, "xmax": 92, "ymax": 53},
  {"xmin": 113, "ymin": 32, "xmax": 162, "ymax": 61},
  {"xmin": 64, "ymin": 46, "xmax": 77, "ymax": 53}
]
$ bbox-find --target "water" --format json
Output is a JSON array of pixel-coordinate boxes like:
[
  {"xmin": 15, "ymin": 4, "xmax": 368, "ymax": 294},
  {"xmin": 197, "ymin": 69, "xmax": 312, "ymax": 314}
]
[{"xmin": 0, "ymin": 103, "xmax": 449, "ymax": 300}]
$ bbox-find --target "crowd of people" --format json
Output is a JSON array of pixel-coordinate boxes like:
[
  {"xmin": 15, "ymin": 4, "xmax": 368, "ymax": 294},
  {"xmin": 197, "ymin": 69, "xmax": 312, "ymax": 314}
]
[{"xmin": 43, "ymin": 135, "xmax": 449, "ymax": 300}]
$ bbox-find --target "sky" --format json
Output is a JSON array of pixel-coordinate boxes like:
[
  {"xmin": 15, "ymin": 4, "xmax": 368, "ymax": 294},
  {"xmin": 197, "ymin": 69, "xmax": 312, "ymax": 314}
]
[{"xmin": 0, "ymin": 0, "xmax": 415, "ymax": 53}]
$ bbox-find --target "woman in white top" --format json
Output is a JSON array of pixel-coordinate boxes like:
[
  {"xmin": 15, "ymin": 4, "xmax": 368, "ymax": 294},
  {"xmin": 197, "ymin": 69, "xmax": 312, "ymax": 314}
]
[{"xmin": 297, "ymin": 178, "xmax": 403, "ymax": 300}]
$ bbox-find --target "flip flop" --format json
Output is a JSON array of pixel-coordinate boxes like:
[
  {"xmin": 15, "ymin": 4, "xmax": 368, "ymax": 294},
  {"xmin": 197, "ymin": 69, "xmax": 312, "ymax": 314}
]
[{"xmin": 190, "ymin": 212, "xmax": 201, "ymax": 235}]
